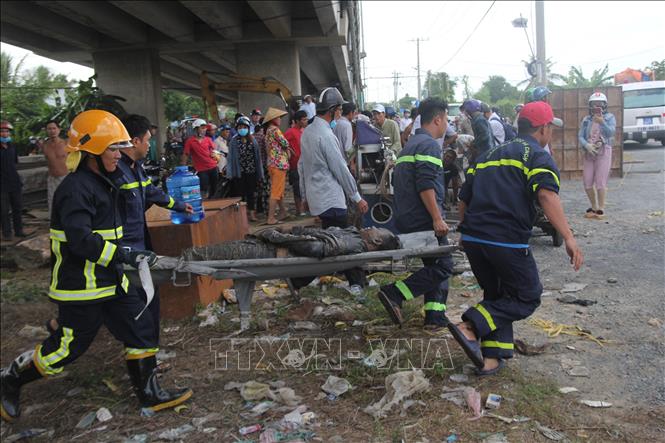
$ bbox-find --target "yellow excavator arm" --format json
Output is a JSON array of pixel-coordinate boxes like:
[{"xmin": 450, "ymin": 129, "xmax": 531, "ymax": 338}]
[{"xmin": 200, "ymin": 71, "xmax": 295, "ymax": 123}]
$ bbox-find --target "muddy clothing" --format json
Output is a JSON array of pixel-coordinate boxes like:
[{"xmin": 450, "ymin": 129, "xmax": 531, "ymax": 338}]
[{"xmin": 182, "ymin": 226, "xmax": 399, "ymax": 261}]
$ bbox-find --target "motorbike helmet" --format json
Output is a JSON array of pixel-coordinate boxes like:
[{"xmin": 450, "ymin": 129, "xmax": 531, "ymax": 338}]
[
  {"xmin": 236, "ymin": 116, "xmax": 251, "ymax": 128},
  {"xmin": 192, "ymin": 118, "xmax": 207, "ymax": 129},
  {"xmin": 588, "ymin": 92, "xmax": 608, "ymax": 111},
  {"xmin": 461, "ymin": 99, "xmax": 482, "ymax": 114},
  {"xmin": 526, "ymin": 86, "xmax": 552, "ymax": 103},
  {"xmin": 316, "ymin": 87, "xmax": 345, "ymax": 112}
]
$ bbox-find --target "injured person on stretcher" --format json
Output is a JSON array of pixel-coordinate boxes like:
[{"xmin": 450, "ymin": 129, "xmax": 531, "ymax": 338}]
[{"xmin": 180, "ymin": 226, "xmax": 402, "ymax": 261}]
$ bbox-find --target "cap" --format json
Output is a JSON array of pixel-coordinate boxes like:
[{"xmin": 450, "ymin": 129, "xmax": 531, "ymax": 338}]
[
  {"xmin": 372, "ymin": 104, "xmax": 386, "ymax": 113},
  {"xmin": 251, "ymin": 109, "xmax": 262, "ymax": 116},
  {"xmin": 220, "ymin": 124, "xmax": 231, "ymax": 130},
  {"xmin": 519, "ymin": 102, "xmax": 563, "ymax": 128}
]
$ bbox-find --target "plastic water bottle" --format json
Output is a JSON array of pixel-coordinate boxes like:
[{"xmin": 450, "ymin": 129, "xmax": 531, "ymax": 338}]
[{"xmin": 166, "ymin": 166, "xmax": 204, "ymax": 224}]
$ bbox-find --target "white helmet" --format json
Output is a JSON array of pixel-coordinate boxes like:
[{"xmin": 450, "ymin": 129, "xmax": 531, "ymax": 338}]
[
  {"xmin": 588, "ymin": 92, "xmax": 607, "ymax": 103},
  {"xmin": 192, "ymin": 118, "xmax": 207, "ymax": 128}
]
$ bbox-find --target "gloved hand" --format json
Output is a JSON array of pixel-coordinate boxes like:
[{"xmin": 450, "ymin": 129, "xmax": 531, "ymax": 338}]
[
  {"xmin": 583, "ymin": 142, "xmax": 598, "ymax": 155},
  {"xmin": 117, "ymin": 247, "xmax": 157, "ymax": 268}
]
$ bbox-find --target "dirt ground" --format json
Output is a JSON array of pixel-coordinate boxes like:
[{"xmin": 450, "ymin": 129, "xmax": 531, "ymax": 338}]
[{"xmin": 0, "ymin": 144, "xmax": 663, "ymax": 442}]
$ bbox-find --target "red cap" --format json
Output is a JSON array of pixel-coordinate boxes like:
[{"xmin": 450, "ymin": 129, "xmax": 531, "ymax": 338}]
[{"xmin": 519, "ymin": 101, "xmax": 563, "ymax": 127}]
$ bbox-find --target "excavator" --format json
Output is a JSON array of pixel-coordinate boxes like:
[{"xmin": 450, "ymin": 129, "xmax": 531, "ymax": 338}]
[{"xmin": 199, "ymin": 71, "xmax": 299, "ymax": 123}]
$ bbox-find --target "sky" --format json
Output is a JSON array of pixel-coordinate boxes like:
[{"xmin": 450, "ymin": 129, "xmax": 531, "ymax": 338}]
[
  {"xmin": 361, "ymin": 0, "xmax": 665, "ymax": 103},
  {"xmin": 1, "ymin": 1, "xmax": 664, "ymax": 104}
]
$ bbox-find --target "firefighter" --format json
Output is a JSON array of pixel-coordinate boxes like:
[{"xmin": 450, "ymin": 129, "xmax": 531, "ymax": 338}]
[
  {"xmin": 450, "ymin": 101, "xmax": 583, "ymax": 376},
  {"xmin": 375, "ymin": 98, "xmax": 454, "ymax": 331},
  {"xmin": 0, "ymin": 110, "xmax": 192, "ymax": 423}
]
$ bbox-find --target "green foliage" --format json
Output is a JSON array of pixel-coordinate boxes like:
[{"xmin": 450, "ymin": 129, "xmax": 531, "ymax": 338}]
[
  {"xmin": 646, "ymin": 59, "xmax": 665, "ymax": 80},
  {"xmin": 560, "ymin": 64, "xmax": 613, "ymax": 88},
  {"xmin": 1, "ymin": 51, "xmax": 73, "ymax": 152},
  {"xmin": 163, "ymin": 90, "xmax": 205, "ymax": 122},
  {"xmin": 398, "ymin": 94, "xmax": 416, "ymax": 110},
  {"xmin": 423, "ymin": 71, "xmax": 457, "ymax": 102},
  {"xmin": 475, "ymin": 75, "xmax": 520, "ymax": 103}
]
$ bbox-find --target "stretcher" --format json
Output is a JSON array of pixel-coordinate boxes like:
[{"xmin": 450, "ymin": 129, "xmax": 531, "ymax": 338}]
[{"xmin": 128, "ymin": 231, "xmax": 459, "ymax": 329}]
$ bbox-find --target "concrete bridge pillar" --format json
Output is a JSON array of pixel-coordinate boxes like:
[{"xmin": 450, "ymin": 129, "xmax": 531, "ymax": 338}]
[
  {"xmin": 92, "ymin": 49, "xmax": 167, "ymax": 155},
  {"xmin": 236, "ymin": 42, "xmax": 302, "ymax": 123}
]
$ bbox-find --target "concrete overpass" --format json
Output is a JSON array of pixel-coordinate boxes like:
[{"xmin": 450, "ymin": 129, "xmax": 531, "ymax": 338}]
[{"xmin": 1, "ymin": 0, "xmax": 363, "ymax": 145}]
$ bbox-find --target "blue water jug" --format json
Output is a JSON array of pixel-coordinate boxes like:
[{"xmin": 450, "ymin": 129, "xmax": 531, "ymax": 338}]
[{"xmin": 166, "ymin": 166, "xmax": 205, "ymax": 224}]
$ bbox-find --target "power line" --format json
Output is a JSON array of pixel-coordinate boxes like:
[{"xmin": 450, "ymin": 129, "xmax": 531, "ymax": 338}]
[{"xmin": 434, "ymin": 1, "xmax": 496, "ymax": 72}]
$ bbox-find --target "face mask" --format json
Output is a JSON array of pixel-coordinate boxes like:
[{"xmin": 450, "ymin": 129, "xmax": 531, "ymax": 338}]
[
  {"xmin": 330, "ymin": 120, "xmax": 337, "ymax": 130},
  {"xmin": 238, "ymin": 128, "xmax": 249, "ymax": 137},
  {"xmin": 0, "ymin": 137, "xmax": 11, "ymax": 143}
]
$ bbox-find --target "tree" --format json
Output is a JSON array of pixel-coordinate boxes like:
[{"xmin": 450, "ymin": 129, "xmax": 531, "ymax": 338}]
[
  {"xmin": 517, "ymin": 57, "xmax": 567, "ymax": 90},
  {"xmin": 162, "ymin": 90, "xmax": 205, "ymax": 122},
  {"xmin": 423, "ymin": 71, "xmax": 457, "ymax": 102},
  {"xmin": 561, "ymin": 64, "xmax": 613, "ymax": 88},
  {"xmin": 475, "ymin": 76, "xmax": 520, "ymax": 104},
  {"xmin": 460, "ymin": 75, "xmax": 471, "ymax": 100},
  {"xmin": 646, "ymin": 59, "xmax": 665, "ymax": 80},
  {"xmin": 398, "ymin": 94, "xmax": 416, "ymax": 110}
]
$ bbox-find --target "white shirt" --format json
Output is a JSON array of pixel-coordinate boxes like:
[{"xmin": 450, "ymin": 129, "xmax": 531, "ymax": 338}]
[
  {"xmin": 488, "ymin": 112, "xmax": 506, "ymax": 144},
  {"xmin": 299, "ymin": 102, "xmax": 316, "ymax": 120},
  {"xmin": 214, "ymin": 137, "xmax": 229, "ymax": 172},
  {"xmin": 399, "ymin": 117, "xmax": 412, "ymax": 132},
  {"xmin": 410, "ymin": 115, "xmax": 456, "ymax": 148}
]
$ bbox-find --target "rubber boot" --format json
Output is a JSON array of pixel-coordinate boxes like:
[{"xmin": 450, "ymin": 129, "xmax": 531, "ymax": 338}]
[
  {"xmin": 1, "ymin": 351, "xmax": 43, "ymax": 422},
  {"xmin": 126, "ymin": 356, "xmax": 192, "ymax": 412}
]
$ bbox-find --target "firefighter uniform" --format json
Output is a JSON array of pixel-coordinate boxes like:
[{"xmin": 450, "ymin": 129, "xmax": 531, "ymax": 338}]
[
  {"xmin": 114, "ymin": 152, "xmax": 186, "ymax": 342},
  {"xmin": 1, "ymin": 110, "xmax": 191, "ymax": 423},
  {"xmin": 378, "ymin": 127, "xmax": 453, "ymax": 327},
  {"xmin": 34, "ymin": 165, "xmax": 159, "ymax": 376},
  {"xmin": 458, "ymin": 134, "xmax": 560, "ymax": 359}
]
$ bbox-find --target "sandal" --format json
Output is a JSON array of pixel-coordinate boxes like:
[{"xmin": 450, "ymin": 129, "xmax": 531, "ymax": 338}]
[
  {"xmin": 584, "ymin": 208, "xmax": 596, "ymax": 219},
  {"xmin": 475, "ymin": 358, "xmax": 505, "ymax": 377},
  {"xmin": 447, "ymin": 323, "xmax": 484, "ymax": 369},
  {"xmin": 594, "ymin": 209, "xmax": 605, "ymax": 219},
  {"xmin": 377, "ymin": 290, "xmax": 403, "ymax": 326}
]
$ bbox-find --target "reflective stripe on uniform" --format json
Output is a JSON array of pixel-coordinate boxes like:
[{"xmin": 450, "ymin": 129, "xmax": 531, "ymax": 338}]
[
  {"xmin": 466, "ymin": 160, "xmax": 559, "ymax": 187},
  {"xmin": 481, "ymin": 340, "xmax": 514, "ymax": 350},
  {"xmin": 424, "ymin": 302, "xmax": 446, "ymax": 311},
  {"xmin": 474, "ymin": 304, "xmax": 497, "ymax": 331},
  {"xmin": 84, "ymin": 260, "xmax": 97, "ymax": 289},
  {"xmin": 48, "ymin": 284, "xmax": 119, "ymax": 302},
  {"xmin": 167, "ymin": 196, "xmax": 175, "ymax": 209},
  {"xmin": 93, "ymin": 226, "xmax": 124, "ymax": 240},
  {"xmin": 395, "ymin": 281, "xmax": 414, "ymax": 300},
  {"xmin": 396, "ymin": 154, "xmax": 443, "ymax": 167},
  {"xmin": 34, "ymin": 327, "xmax": 74, "ymax": 375},
  {"xmin": 125, "ymin": 347, "xmax": 159, "ymax": 360},
  {"xmin": 528, "ymin": 168, "xmax": 560, "ymax": 187},
  {"xmin": 121, "ymin": 274, "xmax": 130, "ymax": 292},
  {"xmin": 97, "ymin": 241, "xmax": 117, "ymax": 267},
  {"xmin": 50, "ymin": 227, "xmax": 123, "ymax": 241},
  {"xmin": 119, "ymin": 179, "xmax": 151, "ymax": 190},
  {"xmin": 50, "ymin": 239, "xmax": 63, "ymax": 290}
]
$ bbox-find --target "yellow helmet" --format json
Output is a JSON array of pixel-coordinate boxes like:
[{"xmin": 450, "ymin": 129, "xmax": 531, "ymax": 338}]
[{"xmin": 66, "ymin": 110, "xmax": 132, "ymax": 155}]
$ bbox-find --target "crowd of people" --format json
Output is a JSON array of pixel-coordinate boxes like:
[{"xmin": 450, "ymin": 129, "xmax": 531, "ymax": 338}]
[{"xmin": 0, "ymin": 81, "xmax": 606, "ymax": 422}]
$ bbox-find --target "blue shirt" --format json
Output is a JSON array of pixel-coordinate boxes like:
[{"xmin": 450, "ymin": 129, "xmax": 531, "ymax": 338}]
[
  {"xmin": 393, "ymin": 128, "xmax": 445, "ymax": 233},
  {"xmin": 459, "ymin": 135, "xmax": 560, "ymax": 246}
]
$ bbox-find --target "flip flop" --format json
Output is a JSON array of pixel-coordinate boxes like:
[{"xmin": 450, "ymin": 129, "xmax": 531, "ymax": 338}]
[
  {"xmin": 475, "ymin": 358, "xmax": 505, "ymax": 377},
  {"xmin": 447, "ymin": 323, "xmax": 485, "ymax": 369},
  {"xmin": 377, "ymin": 290, "xmax": 403, "ymax": 326}
]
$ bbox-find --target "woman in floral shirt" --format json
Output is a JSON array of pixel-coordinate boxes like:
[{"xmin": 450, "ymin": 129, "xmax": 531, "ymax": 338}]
[{"xmin": 264, "ymin": 107, "xmax": 292, "ymax": 224}]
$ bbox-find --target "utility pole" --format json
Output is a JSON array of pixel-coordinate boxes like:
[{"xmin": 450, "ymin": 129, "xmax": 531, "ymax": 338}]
[
  {"xmin": 393, "ymin": 71, "xmax": 399, "ymax": 110},
  {"xmin": 535, "ymin": 1, "xmax": 547, "ymax": 86},
  {"xmin": 409, "ymin": 38, "xmax": 428, "ymax": 100}
]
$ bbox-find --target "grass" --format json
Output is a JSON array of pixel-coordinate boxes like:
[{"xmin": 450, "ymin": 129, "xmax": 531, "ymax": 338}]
[{"xmin": 0, "ymin": 269, "xmax": 49, "ymax": 303}]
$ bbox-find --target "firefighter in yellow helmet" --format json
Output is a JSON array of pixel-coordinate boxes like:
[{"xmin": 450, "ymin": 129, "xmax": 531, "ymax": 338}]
[{"xmin": 0, "ymin": 110, "xmax": 192, "ymax": 423}]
